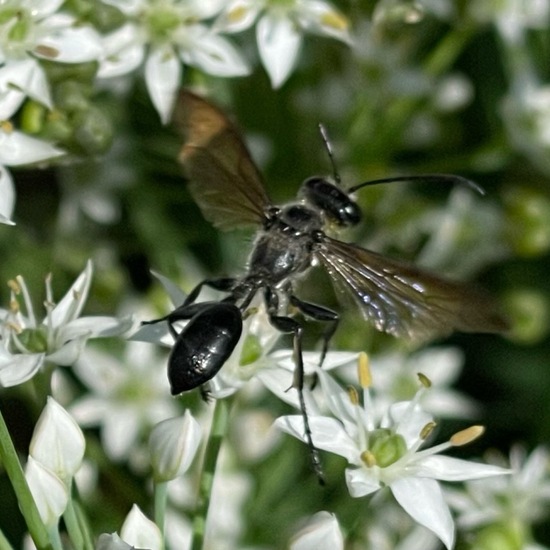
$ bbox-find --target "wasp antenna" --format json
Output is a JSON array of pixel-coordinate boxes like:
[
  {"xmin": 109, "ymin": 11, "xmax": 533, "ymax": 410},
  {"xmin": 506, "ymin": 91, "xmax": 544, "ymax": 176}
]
[
  {"xmin": 347, "ymin": 173, "xmax": 486, "ymax": 196},
  {"xmin": 318, "ymin": 123, "xmax": 341, "ymax": 186}
]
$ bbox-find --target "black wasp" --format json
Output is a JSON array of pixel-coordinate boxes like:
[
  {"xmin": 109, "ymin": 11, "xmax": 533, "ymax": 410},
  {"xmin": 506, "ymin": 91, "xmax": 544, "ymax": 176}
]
[{"xmin": 145, "ymin": 91, "xmax": 507, "ymax": 482}]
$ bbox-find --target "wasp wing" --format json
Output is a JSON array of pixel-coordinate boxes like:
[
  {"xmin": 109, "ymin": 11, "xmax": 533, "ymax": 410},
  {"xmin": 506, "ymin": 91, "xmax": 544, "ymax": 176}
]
[
  {"xmin": 173, "ymin": 91, "xmax": 272, "ymax": 230},
  {"xmin": 316, "ymin": 237, "xmax": 508, "ymax": 342}
]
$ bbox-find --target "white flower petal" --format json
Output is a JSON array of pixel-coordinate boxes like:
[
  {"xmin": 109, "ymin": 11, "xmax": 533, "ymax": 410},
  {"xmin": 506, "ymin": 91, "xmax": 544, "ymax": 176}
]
[
  {"xmin": 182, "ymin": 28, "xmax": 249, "ymax": 77},
  {"xmin": 35, "ymin": 26, "xmax": 103, "ymax": 63},
  {"xmin": 30, "ymin": 397, "xmax": 85, "ymax": 481},
  {"xmin": 49, "ymin": 260, "xmax": 93, "ymax": 327},
  {"xmin": 30, "ymin": 0, "xmax": 65, "ymax": 19},
  {"xmin": 345, "ymin": 467, "xmax": 381, "ymax": 497},
  {"xmin": 296, "ymin": 0, "xmax": 351, "ymax": 43},
  {"xmin": 98, "ymin": 24, "xmax": 145, "ymax": 78},
  {"xmin": 0, "ymin": 59, "xmax": 52, "ymax": 109},
  {"xmin": 145, "ymin": 46, "xmax": 181, "ymax": 124},
  {"xmin": 256, "ymin": 13, "xmax": 302, "ymax": 88},
  {"xmin": 0, "ymin": 166, "xmax": 15, "ymax": 225},
  {"xmin": 73, "ymin": 346, "xmax": 128, "ymax": 394},
  {"xmin": 61, "ymin": 315, "xmax": 134, "ymax": 341},
  {"xmin": 0, "ymin": 89, "xmax": 25, "ymax": 120},
  {"xmin": 0, "ymin": 352, "xmax": 45, "ymax": 387},
  {"xmin": 96, "ymin": 533, "xmax": 133, "ymax": 550},
  {"xmin": 70, "ymin": 395, "xmax": 113, "ymax": 426},
  {"xmin": 415, "ymin": 455, "xmax": 510, "ymax": 482},
  {"xmin": 257, "ymin": 366, "xmax": 319, "ymax": 414},
  {"xmin": 391, "ymin": 477, "xmax": 455, "ymax": 550},
  {"xmin": 25, "ymin": 456, "xmax": 68, "ymax": 527},
  {"xmin": 215, "ymin": 1, "xmax": 261, "ymax": 33},
  {"xmin": 0, "ymin": 129, "xmax": 64, "ymax": 167},
  {"xmin": 121, "ymin": 505, "xmax": 163, "ymax": 550},
  {"xmin": 152, "ymin": 270, "xmax": 188, "ymax": 307},
  {"xmin": 275, "ymin": 415, "xmax": 359, "ymax": 463},
  {"xmin": 384, "ymin": 401, "xmax": 432, "ymax": 446},
  {"xmin": 290, "ymin": 511, "xmax": 344, "ymax": 550},
  {"xmin": 185, "ymin": 0, "xmax": 225, "ymax": 19},
  {"xmin": 47, "ymin": 337, "xmax": 87, "ymax": 365}
]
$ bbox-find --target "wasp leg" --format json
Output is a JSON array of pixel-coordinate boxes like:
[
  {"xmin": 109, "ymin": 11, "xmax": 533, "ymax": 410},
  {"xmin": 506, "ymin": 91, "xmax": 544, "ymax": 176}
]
[
  {"xmin": 265, "ymin": 288, "xmax": 325, "ymax": 485},
  {"xmin": 289, "ymin": 295, "xmax": 339, "ymax": 368},
  {"xmin": 183, "ymin": 277, "xmax": 236, "ymax": 306}
]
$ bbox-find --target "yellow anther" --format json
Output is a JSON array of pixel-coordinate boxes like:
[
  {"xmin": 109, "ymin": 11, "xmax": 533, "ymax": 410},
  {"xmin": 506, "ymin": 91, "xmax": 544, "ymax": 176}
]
[
  {"xmin": 347, "ymin": 385, "xmax": 359, "ymax": 405},
  {"xmin": 420, "ymin": 421, "xmax": 437, "ymax": 440},
  {"xmin": 357, "ymin": 352, "xmax": 372, "ymax": 388},
  {"xmin": 417, "ymin": 372, "xmax": 432, "ymax": 388},
  {"xmin": 361, "ymin": 450, "xmax": 377, "ymax": 467},
  {"xmin": 321, "ymin": 10, "xmax": 349, "ymax": 31},
  {"xmin": 450, "ymin": 425, "xmax": 485, "ymax": 447},
  {"xmin": 1, "ymin": 121, "xmax": 14, "ymax": 133},
  {"xmin": 7, "ymin": 279, "xmax": 20, "ymax": 293},
  {"xmin": 33, "ymin": 45, "xmax": 60, "ymax": 59},
  {"xmin": 228, "ymin": 5, "xmax": 247, "ymax": 23}
]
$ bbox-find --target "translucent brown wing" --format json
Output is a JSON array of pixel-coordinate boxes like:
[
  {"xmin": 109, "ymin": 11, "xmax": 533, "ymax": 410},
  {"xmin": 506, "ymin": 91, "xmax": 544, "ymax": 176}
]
[
  {"xmin": 316, "ymin": 237, "xmax": 508, "ymax": 342},
  {"xmin": 172, "ymin": 90, "xmax": 272, "ymax": 230}
]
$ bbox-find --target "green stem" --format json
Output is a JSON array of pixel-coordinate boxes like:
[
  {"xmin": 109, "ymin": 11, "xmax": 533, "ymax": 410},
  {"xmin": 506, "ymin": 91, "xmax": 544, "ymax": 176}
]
[
  {"xmin": 47, "ymin": 526, "xmax": 62, "ymax": 550},
  {"xmin": 190, "ymin": 397, "xmax": 233, "ymax": 550},
  {"xmin": 63, "ymin": 499, "xmax": 84, "ymax": 550},
  {"xmin": 153, "ymin": 481, "xmax": 168, "ymax": 547},
  {"xmin": 0, "ymin": 527, "xmax": 14, "ymax": 550},
  {"xmin": 0, "ymin": 407, "xmax": 52, "ymax": 550},
  {"xmin": 71, "ymin": 500, "xmax": 94, "ymax": 550}
]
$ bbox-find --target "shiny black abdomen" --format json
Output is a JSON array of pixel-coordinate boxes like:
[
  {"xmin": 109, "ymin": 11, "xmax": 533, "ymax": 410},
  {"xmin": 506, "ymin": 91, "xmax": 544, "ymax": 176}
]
[{"xmin": 168, "ymin": 303, "xmax": 243, "ymax": 395}]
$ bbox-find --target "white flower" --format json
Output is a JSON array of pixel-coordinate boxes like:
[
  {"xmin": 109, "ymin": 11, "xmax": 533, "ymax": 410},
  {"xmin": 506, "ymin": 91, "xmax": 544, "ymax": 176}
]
[
  {"xmin": 25, "ymin": 456, "xmax": 68, "ymax": 528},
  {"xmin": 0, "ymin": 0, "xmax": 102, "ymax": 110},
  {"xmin": 29, "ymin": 397, "xmax": 85, "ymax": 485},
  {"xmin": 289, "ymin": 511, "xmax": 344, "ymax": 550},
  {"xmin": 0, "ymin": 260, "xmax": 133, "ymax": 387},
  {"xmin": 0, "ymin": 118, "xmax": 65, "ymax": 226},
  {"xmin": 149, "ymin": 410, "xmax": 202, "ymax": 481},
  {"xmin": 98, "ymin": 0, "xmax": 249, "ymax": 123},
  {"xmin": 447, "ymin": 445, "xmax": 550, "ymax": 530},
  {"xmin": 70, "ymin": 341, "xmax": 179, "ymax": 463},
  {"xmin": 120, "ymin": 504, "xmax": 163, "ymax": 550},
  {"xmin": 216, "ymin": 0, "xmax": 351, "ymax": 87},
  {"xmin": 276, "ymin": 356, "xmax": 509, "ymax": 549}
]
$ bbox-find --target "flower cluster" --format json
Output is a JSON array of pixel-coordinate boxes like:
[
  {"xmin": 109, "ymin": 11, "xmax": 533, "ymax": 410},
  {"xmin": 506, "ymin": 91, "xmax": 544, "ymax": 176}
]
[{"xmin": 0, "ymin": 0, "xmax": 351, "ymax": 226}]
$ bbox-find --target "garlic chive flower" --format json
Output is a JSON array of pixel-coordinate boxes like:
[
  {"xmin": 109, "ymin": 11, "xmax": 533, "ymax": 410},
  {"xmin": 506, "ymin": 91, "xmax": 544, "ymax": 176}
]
[
  {"xmin": 99, "ymin": 0, "xmax": 249, "ymax": 123},
  {"xmin": 216, "ymin": 0, "xmax": 352, "ymax": 87},
  {"xmin": 447, "ymin": 445, "xmax": 550, "ymax": 548},
  {"xmin": 0, "ymin": 260, "xmax": 133, "ymax": 387},
  {"xmin": 0, "ymin": 0, "xmax": 102, "ymax": 111},
  {"xmin": 276, "ymin": 354, "xmax": 510, "ymax": 549}
]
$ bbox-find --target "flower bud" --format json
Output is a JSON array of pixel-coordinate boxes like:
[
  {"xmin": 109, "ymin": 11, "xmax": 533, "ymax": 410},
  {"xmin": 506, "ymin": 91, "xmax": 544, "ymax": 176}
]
[
  {"xmin": 25, "ymin": 456, "xmax": 68, "ymax": 527},
  {"xmin": 149, "ymin": 410, "xmax": 202, "ymax": 482},
  {"xmin": 120, "ymin": 504, "xmax": 162, "ymax": 550},
  {"xmin": 30, "ymin": 397, "xmax": 85, "ymax": 484}
]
